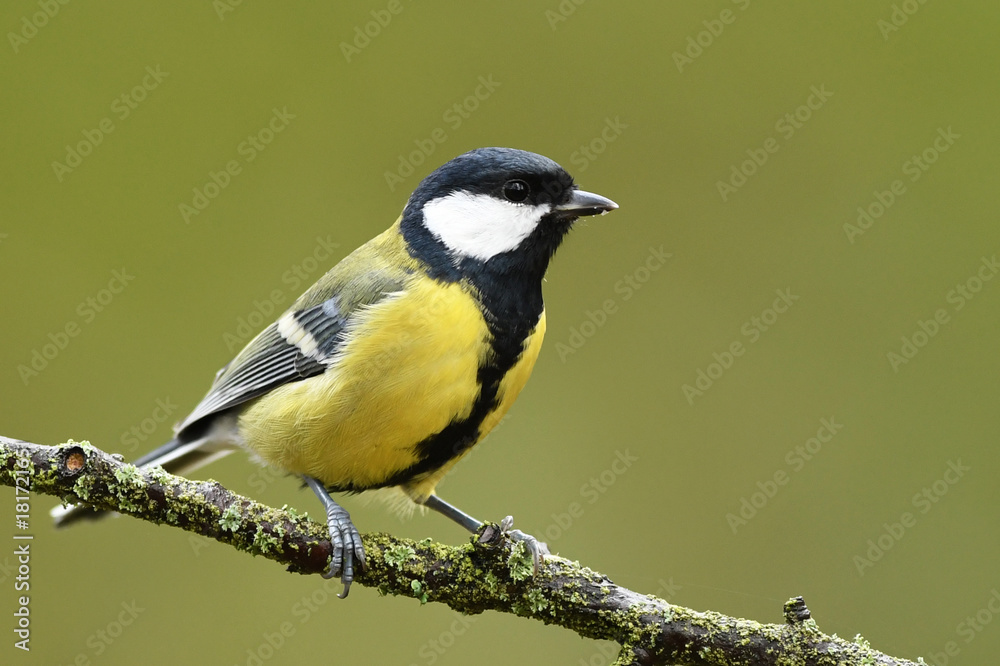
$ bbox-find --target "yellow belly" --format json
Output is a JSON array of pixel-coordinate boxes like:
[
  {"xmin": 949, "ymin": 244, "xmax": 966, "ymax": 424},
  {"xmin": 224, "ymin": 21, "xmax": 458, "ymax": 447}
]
[{"xmin": 237, "ymin": 277, "xmax": 545, "ymax": 496}]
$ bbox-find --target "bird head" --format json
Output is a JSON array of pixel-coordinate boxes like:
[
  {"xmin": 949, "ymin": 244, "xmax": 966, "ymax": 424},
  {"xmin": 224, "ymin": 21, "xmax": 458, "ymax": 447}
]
[{"xmin": 401, "ymin": 147, "xmax": 617, "ymax": 279}]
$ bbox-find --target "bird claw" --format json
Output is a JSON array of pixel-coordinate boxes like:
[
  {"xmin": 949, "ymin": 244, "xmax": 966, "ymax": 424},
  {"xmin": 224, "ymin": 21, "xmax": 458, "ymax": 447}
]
[
  {"xmin": 304, "ymin": 476, "xmax": 366, "ymax": 598},
  {"xmin": 322, "ymin": 510, "xmax": 366, "ymax": 598},
  {"xmin": 501, "ymin": 515, "xmax": 549, "ymax": 576}
]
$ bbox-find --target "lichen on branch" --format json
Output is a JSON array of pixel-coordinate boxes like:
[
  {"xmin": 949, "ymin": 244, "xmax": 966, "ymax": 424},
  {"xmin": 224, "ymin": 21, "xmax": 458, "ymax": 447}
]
[{"xmin": 0, "ymin": 436, "xmax": 922, "ymax": 666}]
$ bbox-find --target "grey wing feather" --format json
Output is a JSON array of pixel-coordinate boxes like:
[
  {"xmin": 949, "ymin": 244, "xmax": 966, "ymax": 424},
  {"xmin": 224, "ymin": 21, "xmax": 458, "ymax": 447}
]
[
  {"xmin": 176, "ymin": 298, "xmax": 344, "ymax": 433},
  {"xmin": 174, "ymin": 227, "xmax": 414, "ymax": 436}
]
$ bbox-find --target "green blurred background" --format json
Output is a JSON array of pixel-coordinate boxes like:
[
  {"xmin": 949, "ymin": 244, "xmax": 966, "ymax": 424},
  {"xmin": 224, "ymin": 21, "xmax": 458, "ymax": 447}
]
[{"xmin": 2, "ymin": 2, "xmax": 999, "ymax": 664}]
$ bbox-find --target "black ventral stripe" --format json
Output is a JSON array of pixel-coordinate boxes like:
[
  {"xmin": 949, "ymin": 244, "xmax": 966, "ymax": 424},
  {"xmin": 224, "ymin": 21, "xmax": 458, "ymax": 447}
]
[{"xmin": 365, "ymin": 265, "xmax": 545, "ymax": 492}]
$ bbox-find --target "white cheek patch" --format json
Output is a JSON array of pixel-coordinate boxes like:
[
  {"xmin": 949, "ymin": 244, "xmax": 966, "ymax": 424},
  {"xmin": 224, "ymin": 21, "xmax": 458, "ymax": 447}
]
[{"xmin": 421, "ymin": 191, "xmax": 550, "ymax": 262}]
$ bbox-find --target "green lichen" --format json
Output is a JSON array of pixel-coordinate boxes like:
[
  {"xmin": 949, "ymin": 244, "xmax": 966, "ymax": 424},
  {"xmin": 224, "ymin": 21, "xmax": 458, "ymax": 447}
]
[
  {"xmin": 526, "ymin": 588, "xmax": 549, "ymax": 613},
  {"xmin": 73, "ymin": 475, "xmax": 93, "ymax": 501},
  {"xmin": 113, "ymin": 463, "xmax": 142, "ymax": 485},
  {"xmin": 219, "ymin": 504, "xmax": 242, "ymax": 532},
  {"xmin": 9, "ymin": 437, "xmax": 916, "ymax": 665},
  {"xmin": 410, "ymin": 579, "xmax": 428, "ymax": 604},
  {"xmin": 109, "ymin": 463, "xmax": 145, "ymax": 512},
  {"xmin": 147, "ymin": 466, "xmax": 171, "ymax": 484},
  {"xmin": 483, "ymin": 571, "xmax": 509, "ymax": 601},
  {"xmin": 507, "ymin": 541, "xmax": 533, "ymax": 582},
  {"xmin": 253, "ymin": 526, "xmax": 278, "ymax": 554},
  {"xmin": 385, "ymin": 544, "xmax": 416, "ymax": 569}
]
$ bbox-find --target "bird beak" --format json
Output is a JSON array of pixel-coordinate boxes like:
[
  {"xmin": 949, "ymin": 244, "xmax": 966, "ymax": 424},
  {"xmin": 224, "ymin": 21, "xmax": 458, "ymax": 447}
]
[{"xmin": 555, "ymin": 189, "xmax": 619, "ymax": 217}]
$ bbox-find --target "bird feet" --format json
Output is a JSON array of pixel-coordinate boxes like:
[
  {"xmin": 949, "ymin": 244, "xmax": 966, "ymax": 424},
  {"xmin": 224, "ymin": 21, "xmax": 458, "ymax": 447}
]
[
  {"xmin": 304, "ymin": 477, "xmax": 366, "ymax": 598},
  {"xmin": 500, "ymin": 515, "xmax": 549, "ymax": 576}
]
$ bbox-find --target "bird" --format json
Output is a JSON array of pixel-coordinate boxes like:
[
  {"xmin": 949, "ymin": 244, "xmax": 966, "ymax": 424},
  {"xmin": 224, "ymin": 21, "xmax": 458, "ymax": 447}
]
[{"xmin": 52, "ymin": 147, "xmax": 618, "ymax": 596}]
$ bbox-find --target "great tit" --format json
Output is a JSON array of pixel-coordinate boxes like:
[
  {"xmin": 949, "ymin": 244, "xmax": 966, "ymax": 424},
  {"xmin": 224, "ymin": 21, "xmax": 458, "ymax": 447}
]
[{"xmin": 52, "ymin": 147, "xmax": 618, "ymax": 596}]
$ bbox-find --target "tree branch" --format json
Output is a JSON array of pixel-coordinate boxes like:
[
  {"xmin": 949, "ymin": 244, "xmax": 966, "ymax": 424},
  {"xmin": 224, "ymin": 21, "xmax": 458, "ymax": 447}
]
[{"xmin": 1, "ymin": 435, "xmax": 920, "ymax": 666}]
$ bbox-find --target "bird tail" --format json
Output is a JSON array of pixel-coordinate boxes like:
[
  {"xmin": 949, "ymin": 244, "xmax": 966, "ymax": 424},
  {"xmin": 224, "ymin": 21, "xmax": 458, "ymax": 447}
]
[{"xmin": 50, "ymin": 432, "xmax": 238, "ymax": 528}]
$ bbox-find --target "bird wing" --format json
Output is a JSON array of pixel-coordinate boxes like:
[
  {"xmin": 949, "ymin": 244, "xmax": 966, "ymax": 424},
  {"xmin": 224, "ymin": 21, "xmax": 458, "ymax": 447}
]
[{"xmin": 176, "ymin": 227, "xmax": 416, "ymax": 434}]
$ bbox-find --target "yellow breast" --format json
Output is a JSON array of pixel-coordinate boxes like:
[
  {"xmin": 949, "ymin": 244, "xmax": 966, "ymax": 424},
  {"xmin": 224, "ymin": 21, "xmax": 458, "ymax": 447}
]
[
  {"xmin": 237, "ymin": 276, "xmax": 545, "ymax": 496},
  {"xmin": 404, "ymin": 308, "xmax": 546, "ymax": 501}
]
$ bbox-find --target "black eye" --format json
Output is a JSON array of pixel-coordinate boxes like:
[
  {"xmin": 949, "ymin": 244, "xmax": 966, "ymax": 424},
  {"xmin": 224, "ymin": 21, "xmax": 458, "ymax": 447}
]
[{"xmin": 503, "ymin": 179, "xmax": 530, "ymax": 203}]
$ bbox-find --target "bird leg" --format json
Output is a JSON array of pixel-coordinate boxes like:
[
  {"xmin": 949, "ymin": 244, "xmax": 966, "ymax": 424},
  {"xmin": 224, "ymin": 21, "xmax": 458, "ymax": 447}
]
[
  {"xmin": 304, "ymin": 476, "xmax": 366, "ymax": 598},
  {"xmin": 422, "ymin": 494, "xmax": 549, "ymax": 574}
]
